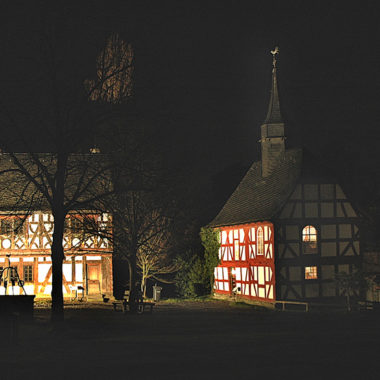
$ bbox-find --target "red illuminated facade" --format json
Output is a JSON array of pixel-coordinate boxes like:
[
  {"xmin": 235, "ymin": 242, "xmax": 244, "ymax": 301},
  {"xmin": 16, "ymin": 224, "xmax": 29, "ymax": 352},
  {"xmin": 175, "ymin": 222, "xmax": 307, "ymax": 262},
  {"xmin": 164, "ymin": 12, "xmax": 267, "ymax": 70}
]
[{"xmin": 214, "ymin": 222, "xmax": 275, "ymax": 301}]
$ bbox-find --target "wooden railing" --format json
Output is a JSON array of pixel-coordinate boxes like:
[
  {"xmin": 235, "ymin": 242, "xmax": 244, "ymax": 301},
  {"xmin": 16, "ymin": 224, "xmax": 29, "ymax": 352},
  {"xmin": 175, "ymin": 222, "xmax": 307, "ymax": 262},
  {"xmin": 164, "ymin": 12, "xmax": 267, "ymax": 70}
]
[{"xmin": 275, "ymin": 300, "xmax": 309, "ymax": 312}]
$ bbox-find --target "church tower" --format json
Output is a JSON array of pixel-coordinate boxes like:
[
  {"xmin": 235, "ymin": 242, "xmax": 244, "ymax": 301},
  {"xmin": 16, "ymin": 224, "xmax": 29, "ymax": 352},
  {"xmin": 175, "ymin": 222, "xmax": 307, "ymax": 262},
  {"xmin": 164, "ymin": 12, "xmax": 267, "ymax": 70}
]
[{"xmin": 260, "ymin": 47, "xmax": 285, "ymax": 177}]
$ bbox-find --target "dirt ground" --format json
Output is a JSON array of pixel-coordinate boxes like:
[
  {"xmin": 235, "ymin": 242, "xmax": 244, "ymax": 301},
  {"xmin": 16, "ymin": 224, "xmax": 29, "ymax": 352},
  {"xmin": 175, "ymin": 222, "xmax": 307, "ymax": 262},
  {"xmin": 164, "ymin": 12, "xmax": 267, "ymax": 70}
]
[{"xmin": 0, "ymin": 299, "xmax": 379, "ymax": 380}]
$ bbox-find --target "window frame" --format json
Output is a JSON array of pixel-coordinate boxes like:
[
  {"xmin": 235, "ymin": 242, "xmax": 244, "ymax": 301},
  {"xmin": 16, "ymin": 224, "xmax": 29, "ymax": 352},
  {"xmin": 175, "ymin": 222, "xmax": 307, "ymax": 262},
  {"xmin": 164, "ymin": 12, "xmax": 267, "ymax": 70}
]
[
  {"xmin": 305, "ymin": 266, "xmax": 318, "ymax": 280},
  {"xmin": 0, "ymin": 219, "xmax": 13, "ymax": 236},
  {"xmin": 23, "ymin": 265, "xmax": 34, "ymax": 283},
  {"xmin": 257, "ymin": 227, "xmax": 264, "ymax": 255},
  {"xmin": 302, "ymin": 225, "xmax": 318, "ymax": 253},
  {"xmin": 234, "ymin": 240, "xmax": 240, "ymax": 261}
]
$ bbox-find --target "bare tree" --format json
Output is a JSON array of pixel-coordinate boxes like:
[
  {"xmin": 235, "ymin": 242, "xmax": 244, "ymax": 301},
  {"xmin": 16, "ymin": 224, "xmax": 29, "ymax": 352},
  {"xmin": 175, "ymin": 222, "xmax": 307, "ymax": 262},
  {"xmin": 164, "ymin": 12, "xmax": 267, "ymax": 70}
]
[
  {"xmin": 77, "ymin": 137, "xmax": 178, "ymax": 310},
  {"xmin": 80, "ymin": 187, "xmax": 174, "ymax": 308},
  {"xmin": 0, "ymin": 28, "xmax": 133, "ymax": 322},
  {"xmin": 335, "ymin": 270, "xmax": 368, "ymax": 312},
  {"xmin": 136, "ymin": 210, "xmax": 179, "ymax": 297}
]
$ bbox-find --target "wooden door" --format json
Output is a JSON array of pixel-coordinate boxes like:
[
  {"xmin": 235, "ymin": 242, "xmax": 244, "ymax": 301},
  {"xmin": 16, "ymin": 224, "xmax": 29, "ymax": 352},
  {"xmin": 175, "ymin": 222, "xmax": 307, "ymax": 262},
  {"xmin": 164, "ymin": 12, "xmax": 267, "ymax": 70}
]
[
  {"xmin": 86, "ymin": 263, "xmax": 101, "ymax": 295},
  {"xmin": 229, "ymin": 267, "xmax": 236, "ymax": 296}
]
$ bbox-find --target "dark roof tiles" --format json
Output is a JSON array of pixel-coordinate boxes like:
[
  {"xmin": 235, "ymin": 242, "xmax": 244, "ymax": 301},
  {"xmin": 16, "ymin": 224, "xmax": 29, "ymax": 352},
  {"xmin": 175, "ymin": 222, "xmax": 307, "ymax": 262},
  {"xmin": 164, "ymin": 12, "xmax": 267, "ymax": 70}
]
[{"xmin": 209, "ymin": 149, "xmax": 302, "ymax": 227}]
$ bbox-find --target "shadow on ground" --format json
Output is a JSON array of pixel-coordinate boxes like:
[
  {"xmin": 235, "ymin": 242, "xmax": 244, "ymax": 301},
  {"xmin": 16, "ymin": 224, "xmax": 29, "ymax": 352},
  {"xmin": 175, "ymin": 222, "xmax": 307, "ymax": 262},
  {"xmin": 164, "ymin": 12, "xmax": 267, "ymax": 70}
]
[{"xmin": 0, "ymin": 299, "xmax": 379, "ymax": 380}]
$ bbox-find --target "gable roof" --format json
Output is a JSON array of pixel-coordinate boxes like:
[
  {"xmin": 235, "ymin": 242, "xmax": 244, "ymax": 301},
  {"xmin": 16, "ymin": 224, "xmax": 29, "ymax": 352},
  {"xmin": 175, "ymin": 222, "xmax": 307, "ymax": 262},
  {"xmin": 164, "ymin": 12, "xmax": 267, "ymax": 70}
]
[{"xmin": 208, "ymin": 149, "xmax": 302, "ymax": 227}]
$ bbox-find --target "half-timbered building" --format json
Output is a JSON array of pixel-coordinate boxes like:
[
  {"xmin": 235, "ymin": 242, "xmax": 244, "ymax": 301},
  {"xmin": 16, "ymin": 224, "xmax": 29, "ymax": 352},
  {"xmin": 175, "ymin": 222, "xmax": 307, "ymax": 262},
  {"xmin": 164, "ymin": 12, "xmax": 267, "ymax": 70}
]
[
  {"xmin": 0, "ymin": 153, "xmax": 113, "ymax": 298},
  {"xmin": 209, "ymin": 49, "xmax": 362, "ymax": 303}
]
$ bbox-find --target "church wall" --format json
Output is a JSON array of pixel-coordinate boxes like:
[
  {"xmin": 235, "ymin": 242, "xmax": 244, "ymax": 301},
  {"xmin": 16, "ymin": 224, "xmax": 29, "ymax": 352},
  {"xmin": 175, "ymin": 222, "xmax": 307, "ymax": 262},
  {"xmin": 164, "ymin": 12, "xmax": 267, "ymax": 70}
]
[
  {"xmin": 214, "ymin": 222, "xmax": 275, "ymax": 302},
  {"xmin": 275, "ymin": 182, "xmax": 362, "ymax": 301}
]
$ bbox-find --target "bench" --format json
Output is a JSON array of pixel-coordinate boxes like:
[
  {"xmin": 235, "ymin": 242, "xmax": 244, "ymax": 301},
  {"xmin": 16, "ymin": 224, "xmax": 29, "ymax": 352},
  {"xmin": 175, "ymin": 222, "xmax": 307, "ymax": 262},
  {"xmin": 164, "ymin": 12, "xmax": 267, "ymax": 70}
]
[
  {"xmin": 357, "ymin": 300, "xmax": 374, "ymax": 311},
  {"xmin": 112, "ymin": 300, "xmax": 155, "ymax": 314}
]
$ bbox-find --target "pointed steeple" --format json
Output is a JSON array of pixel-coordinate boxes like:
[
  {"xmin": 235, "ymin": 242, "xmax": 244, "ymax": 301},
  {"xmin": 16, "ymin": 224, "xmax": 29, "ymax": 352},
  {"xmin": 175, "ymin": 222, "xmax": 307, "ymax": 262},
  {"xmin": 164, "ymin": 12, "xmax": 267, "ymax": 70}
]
[
  {"xmin": 260, "ymin": 46, "xmax": 286, "ymax": 177},
  {"xmin": 264, "ymin": 47, "xmax": 283, "ymax": 123}
]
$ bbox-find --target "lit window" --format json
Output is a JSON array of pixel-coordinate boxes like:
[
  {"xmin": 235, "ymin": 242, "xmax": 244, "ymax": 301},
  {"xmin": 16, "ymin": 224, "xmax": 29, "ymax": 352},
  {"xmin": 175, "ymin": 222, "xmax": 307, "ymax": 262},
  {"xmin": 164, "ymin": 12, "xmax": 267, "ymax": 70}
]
[
  {"xmin": 302, "ymin": 225, "xmax": 317, "ymax": 253},
  {"xmin": 257, "ymin": 227, "xmax": 264, "ymax": 255},
  {"xmin": 234, "ymin": 241, "xmax": 239, "ymax": 261},
  {"xmin": 305, "ymin": 266, "xmax": 318, "ymax": 280},
  {"xmin": 24, "ymin": 265, "xmax": 33, "ymax": 282}
]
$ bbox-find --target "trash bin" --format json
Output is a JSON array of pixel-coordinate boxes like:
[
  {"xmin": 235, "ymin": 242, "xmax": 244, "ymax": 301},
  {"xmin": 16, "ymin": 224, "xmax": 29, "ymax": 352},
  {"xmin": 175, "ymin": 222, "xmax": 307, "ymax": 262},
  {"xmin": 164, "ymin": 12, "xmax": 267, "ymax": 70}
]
[{"xmin": 153, "ymin": 285, "xmax": 162, "ymax": 302}]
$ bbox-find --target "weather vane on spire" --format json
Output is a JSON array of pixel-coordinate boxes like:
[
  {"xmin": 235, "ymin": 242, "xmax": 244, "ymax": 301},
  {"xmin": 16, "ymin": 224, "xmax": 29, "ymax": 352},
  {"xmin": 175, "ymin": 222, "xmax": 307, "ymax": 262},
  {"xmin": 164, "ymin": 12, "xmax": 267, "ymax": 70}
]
[{"xmin": 271, "ymin": 46, "xmax": 279, "ymax": 68}]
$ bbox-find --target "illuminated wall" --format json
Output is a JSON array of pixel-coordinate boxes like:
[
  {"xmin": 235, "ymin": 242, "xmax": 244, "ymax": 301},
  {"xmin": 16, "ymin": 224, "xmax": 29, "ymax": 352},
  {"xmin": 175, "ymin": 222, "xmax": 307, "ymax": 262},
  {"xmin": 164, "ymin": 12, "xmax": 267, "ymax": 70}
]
[
  {"xmin": 0, "ymin": 212, "xmax": 113, "ymax": 297},
  {"xmin": 214, "ymin": 222, "xmax": 275, "ymax": 302}
]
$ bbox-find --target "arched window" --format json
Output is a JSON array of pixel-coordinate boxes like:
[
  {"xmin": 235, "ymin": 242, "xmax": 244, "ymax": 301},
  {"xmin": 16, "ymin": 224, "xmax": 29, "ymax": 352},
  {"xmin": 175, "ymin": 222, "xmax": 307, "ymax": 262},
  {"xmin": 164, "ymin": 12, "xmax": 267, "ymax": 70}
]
[
  {"xmin": 302, "ymin": 225, "xmax": 317, "ymax": 253},
  {"xmin": 257, "ymin": 227, "xmax": 264, "ymax": 255}
]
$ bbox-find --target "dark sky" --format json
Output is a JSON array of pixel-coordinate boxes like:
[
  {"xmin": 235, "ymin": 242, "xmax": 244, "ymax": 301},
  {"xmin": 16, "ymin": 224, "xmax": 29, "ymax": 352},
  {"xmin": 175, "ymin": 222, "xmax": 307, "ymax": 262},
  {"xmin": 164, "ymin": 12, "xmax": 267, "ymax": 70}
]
[{"xmin": 0, "ymin": 1, "xmax": 379, "ymax": 211}]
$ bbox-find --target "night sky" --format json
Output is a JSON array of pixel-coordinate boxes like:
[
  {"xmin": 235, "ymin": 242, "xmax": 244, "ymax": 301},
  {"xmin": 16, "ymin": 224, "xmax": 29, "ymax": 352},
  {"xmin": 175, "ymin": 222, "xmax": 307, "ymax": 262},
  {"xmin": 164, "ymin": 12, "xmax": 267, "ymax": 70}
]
[{"xmin": 0, "ymin": 1, "xmax": 379, "ymax": 220}]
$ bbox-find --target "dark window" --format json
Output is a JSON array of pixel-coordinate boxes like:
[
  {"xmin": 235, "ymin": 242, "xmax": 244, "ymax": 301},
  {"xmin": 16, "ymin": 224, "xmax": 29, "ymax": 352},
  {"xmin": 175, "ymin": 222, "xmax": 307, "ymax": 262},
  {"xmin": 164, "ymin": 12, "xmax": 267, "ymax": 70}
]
[
  {"xmin": 24, "ymin": 265, "xmax": 33, "ymax": 282},
  {"xmin": 14, "ymin": 222, "xmax": 25, "ymax": 237},
  {"xmin": 0, "ymin": 219, "xmax": 13, "ymax": 235},
  {"xmin": 71, "ymin": 218, "xmax": 82, "ymax": 231},
  {"xmin": 10, "ymin": 266, "xmax": 18, "ymax": 281},
  {"xmin": 71, "ymin": 217, "xmax": 84, "ymax": 238}
]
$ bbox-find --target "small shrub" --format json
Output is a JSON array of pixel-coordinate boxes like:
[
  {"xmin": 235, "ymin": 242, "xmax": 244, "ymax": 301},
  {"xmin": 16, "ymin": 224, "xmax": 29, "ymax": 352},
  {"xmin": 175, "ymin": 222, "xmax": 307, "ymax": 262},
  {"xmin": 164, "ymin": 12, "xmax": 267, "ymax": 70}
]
[{"xmin": 174, "ymin": 228, "xmax": 220, "ymax": 298}]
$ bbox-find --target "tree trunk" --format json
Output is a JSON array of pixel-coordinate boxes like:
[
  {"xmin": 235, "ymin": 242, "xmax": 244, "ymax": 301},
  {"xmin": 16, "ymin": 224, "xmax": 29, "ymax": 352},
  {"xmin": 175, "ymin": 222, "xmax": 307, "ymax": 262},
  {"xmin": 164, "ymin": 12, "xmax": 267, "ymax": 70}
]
[
  {"xmin": 128, "ymin": 252, "xmax": 138, "ymax": 313},
  {"xmin": 50, "ymin": 153, "xmax": 68, "ymax": 323},
  {"xmin": 142, "ymin": 275, "xmax": 147, "ymax": 298},
  {"xmin": 51, "ymin": 212, "xmax": 65, "ymax": 323},
  {"xmin": 347, "ymin": 292, "xmax": 351, "ymax": 312}
]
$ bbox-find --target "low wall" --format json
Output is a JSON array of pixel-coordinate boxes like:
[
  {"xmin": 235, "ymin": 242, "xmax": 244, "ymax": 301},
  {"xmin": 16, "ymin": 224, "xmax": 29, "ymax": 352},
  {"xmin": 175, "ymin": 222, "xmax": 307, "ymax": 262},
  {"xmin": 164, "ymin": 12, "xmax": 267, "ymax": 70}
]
[{"xmin": 0, "ymin": 295, "xmax": 35, "ymax": 319}]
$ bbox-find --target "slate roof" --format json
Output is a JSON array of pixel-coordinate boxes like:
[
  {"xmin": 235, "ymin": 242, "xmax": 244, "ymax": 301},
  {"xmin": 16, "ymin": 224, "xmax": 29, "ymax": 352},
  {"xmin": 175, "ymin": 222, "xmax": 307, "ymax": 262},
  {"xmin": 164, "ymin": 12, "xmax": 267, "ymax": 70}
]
[{"xmin": 208, "ymin": 148, "xmax": 303, "ymax": 227}]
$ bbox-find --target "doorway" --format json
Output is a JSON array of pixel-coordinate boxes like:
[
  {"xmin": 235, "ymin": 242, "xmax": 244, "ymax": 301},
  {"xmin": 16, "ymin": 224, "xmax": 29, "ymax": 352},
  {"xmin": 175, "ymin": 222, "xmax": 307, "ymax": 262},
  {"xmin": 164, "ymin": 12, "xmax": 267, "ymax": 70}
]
[{"xmin": 86, "ymin": 262, "xmax": 101, "ymax": 295}]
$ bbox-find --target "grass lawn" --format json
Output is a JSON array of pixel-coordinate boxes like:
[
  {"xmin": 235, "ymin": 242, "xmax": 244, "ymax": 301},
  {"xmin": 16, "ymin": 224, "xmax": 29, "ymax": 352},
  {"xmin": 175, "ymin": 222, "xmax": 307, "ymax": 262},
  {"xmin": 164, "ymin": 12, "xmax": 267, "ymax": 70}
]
[{"xmin": 1, "ymin": 298, "xmax": 379, "ymax": 379}]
